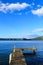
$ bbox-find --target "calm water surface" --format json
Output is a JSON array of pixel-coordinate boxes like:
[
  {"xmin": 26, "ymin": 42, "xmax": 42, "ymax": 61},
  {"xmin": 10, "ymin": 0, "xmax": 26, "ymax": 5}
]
[{"xmin": 0, "ymin": 40, "xmax": 43, "ymax": 65}]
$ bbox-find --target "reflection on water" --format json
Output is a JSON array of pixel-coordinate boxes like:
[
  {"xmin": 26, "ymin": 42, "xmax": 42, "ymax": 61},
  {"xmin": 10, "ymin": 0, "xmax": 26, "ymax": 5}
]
[
  {"xmin": 0, "ymin": 53, "xmax": 9, "ymax": 65},
  {"xmin": 24, "ymin": 51, "xmax": 43, "ymax": 65},
  {"xmin": 0, "ymin": 40, "xmax": 43, "ymax": 65},
  {"xmin": 0, "ymin": 51, "xmax": 43, "ymax": 65}
]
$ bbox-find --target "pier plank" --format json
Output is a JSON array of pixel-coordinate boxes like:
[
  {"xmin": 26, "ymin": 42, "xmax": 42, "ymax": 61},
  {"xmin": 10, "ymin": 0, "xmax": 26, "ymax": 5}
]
[{"xmin": 9, "ymin": 48, "xmax": 27, "ymax": 65}]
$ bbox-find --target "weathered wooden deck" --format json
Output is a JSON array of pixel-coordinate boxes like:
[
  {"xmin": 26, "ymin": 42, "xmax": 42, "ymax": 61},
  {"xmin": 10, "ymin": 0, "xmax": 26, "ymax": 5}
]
[
  {"xmin": 9, "ymin": 48, "xmax": 36, "ymax": 65},
  {"xmin": 9, "ymin": 48, "xmax": 27, "ymax": 65}
]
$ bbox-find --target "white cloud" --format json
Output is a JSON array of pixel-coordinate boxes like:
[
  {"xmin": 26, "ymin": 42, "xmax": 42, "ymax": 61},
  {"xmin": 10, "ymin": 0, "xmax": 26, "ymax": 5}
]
[
  {"xmin": 31, "ymin": 6, "xmax": 43, "ymax": 16},
  {"xmin": 33, "ymin": 28, "xmax": 43, "ymax": 32},
  {"xmin": 37, "ymin": 5, "xmax": 41, "ymax": 7},
  {"xmin": 0, "ymin": 2, "xmax": 30, "ymax": 13}
]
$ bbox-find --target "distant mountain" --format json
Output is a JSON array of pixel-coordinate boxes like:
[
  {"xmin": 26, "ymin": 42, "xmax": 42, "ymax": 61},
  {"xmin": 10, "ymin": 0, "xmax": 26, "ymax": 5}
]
[
  {"xmin": 31, "ymin": 36, "xmax": 43, "ymax": 40},
  {"xmin": 0, "ymin": 36, "xmax": 43, "ymax": 40},
  {"xmin": 26, "ymin": 34, "xmax": 39, "ymax": 39}
]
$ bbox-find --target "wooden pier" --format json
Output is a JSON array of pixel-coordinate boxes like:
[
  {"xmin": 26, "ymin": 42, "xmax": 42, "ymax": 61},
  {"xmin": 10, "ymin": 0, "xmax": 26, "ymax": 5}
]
[
  {"xmin": 9, "ymin": 48, "xmax": 27, "ymax": 65},
  {"xmin": 9, "ymin": 48, "xmax": 36, "ymax": 65}
]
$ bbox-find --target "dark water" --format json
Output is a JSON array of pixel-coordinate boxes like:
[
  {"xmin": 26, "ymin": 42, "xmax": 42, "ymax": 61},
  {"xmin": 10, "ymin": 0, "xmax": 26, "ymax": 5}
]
[
  {"xmin": 24, "ymin": 51, "xmax": 43, "ymax": 65},
  {"xmin": 0, "ymin": 40, "xmax": 43, "ymax": 65}
]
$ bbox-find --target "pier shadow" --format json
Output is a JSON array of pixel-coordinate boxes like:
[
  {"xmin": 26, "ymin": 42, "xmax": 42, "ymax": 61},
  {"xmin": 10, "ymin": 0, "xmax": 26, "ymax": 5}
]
[{"xmin": 23, "ymin": 51, "xmax": 43, "ymax": 65}]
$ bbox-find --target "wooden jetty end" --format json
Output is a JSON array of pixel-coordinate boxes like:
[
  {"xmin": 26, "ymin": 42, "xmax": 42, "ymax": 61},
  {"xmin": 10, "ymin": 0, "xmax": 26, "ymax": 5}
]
[
  {"xmin": 21, "ymin": 48, "xmax": 37, "ymax": 55},
  {"xmin": 9, "ymin": 48, "xmax": 27, "ymax": 65},
  {"xmin": 9, "ymin": 48, "xmax": 37, "ymax": 65},
  {"xmin": 21, "ymin": 48, "xmax": 36, "ymax": 51}
]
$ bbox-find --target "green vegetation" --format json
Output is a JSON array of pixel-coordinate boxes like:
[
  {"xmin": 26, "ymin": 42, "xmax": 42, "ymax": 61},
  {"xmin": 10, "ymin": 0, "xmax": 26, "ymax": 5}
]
[{"xmin": 32, "ymin": 36, "xmax": 43, "ymax": 40}]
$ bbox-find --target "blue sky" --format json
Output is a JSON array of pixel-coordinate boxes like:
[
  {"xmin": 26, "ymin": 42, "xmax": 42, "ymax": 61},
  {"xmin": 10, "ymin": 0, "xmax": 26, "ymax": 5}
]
[{"xmin": 0, "ymin": 0, "xmax": 43, "ymax": 38}]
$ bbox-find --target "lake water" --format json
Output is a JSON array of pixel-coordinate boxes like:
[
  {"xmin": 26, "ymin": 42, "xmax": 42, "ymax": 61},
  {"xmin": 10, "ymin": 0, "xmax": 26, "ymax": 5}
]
[{"xmin": 0, "ymin": 40, "xmax": 43, "ymax": 65}]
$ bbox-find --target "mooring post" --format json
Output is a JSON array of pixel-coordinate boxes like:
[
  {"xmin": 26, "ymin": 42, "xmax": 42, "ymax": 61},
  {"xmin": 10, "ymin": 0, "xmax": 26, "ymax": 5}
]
[{"xmin": 33, "ymin": 48, "xmax": 37, "ymax": 55}]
